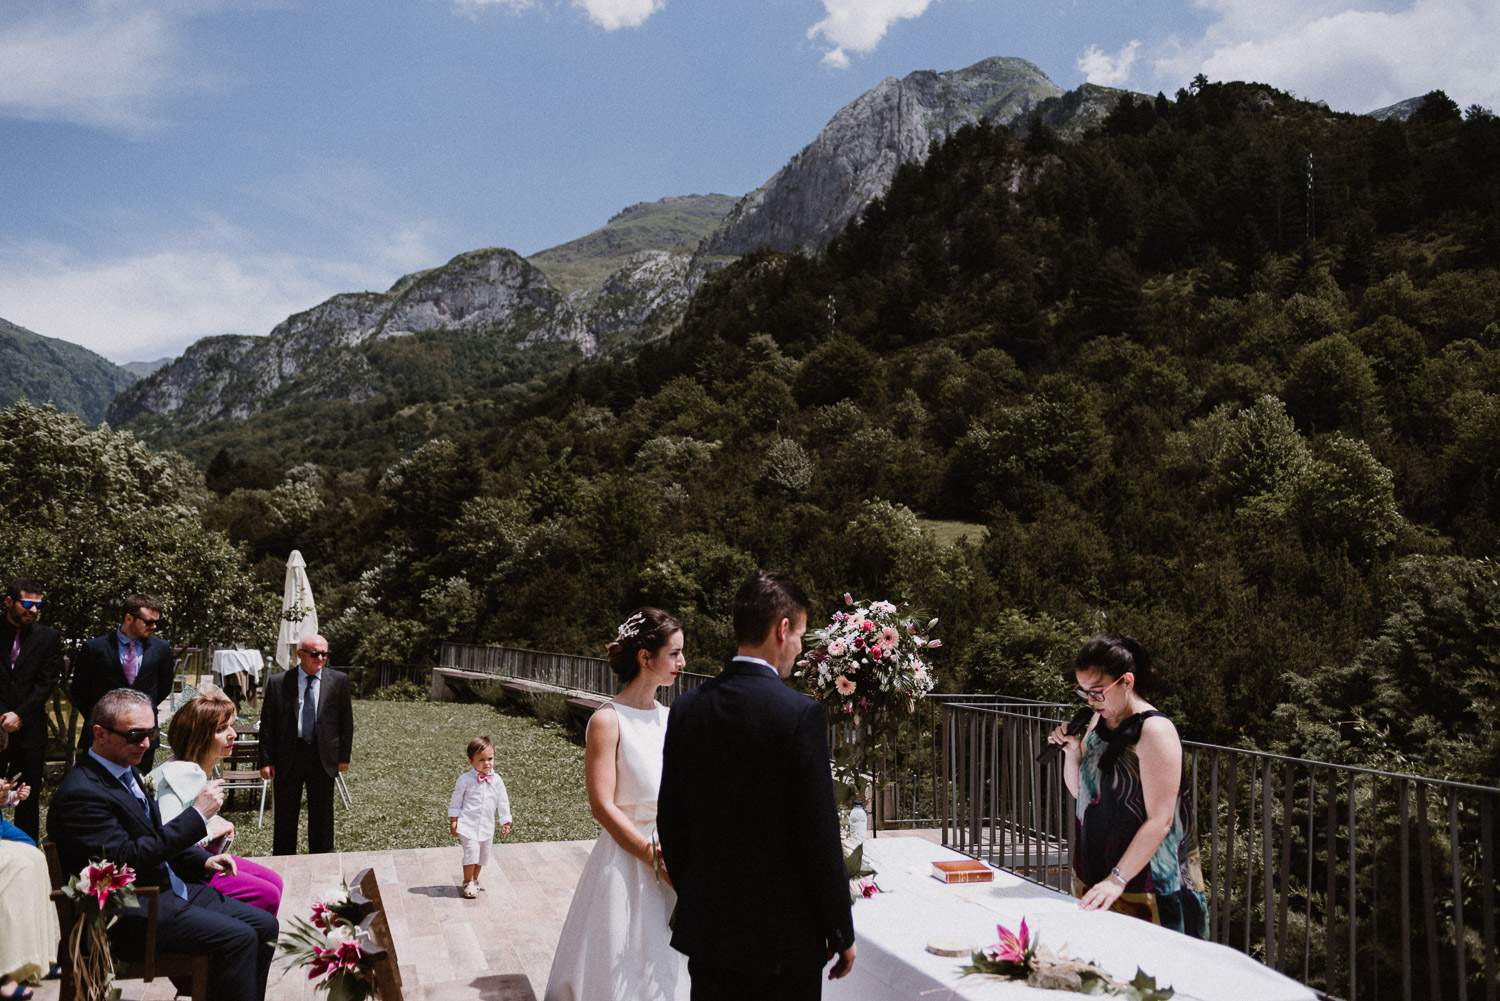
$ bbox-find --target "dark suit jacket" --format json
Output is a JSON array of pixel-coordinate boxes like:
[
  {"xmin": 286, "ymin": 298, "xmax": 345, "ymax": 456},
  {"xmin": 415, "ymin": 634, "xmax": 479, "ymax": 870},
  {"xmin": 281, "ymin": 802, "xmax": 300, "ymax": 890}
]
[
  {"xmin": 0, "ymin": 620, "xmax": 62, "ymax": 749},
  {"xmin": 46, "ymin": 751, "xmax": 211, "ymax": 903},
  {"xmin": 71, "ymin": 632, "xmax": 175, "ymax": 750},
  {"xmin": 658, "ymin": 658, "xmax": 854, "ymax": 973},
  {"xmin": 257, "ymin": 667, "xmax": 353, "ymax": 777}
]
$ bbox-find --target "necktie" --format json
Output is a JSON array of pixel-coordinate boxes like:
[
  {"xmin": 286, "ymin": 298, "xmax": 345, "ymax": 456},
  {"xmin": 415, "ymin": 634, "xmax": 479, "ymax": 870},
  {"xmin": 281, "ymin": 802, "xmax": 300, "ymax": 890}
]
[
  {"xmin": 301, "ymin": 672, "xmax": 317, "ymax": 743},
  {"xmin": 9, "ymin": 631, "xmax": 17, "ymax": 671},
  {"xmin": 120, "ymin": 772, "xmax": 189, "ymax": 900},
  {"xmin": 123, "ymin": 641, "xmax": 139, "ymax": 685}
]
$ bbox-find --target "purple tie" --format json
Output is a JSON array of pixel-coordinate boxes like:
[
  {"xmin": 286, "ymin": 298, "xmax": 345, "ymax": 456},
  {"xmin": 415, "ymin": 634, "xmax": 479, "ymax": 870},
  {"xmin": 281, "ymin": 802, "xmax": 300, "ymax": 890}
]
[
  {"xmin": 9, "ymin": 631, "xmax": 17, "ymax": 671},
  {"xmin": 123, "ymin": 641, "xmax": 139, "ymax": 685}
]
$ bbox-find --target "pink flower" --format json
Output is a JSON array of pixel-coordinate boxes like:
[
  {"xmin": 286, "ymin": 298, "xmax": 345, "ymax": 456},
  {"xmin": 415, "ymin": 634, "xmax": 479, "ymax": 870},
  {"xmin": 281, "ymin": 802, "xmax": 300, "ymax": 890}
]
[
  {"xmin": 828, "ymin": 639, "xmax": 846, "ymax": 657},
  {"xmin": 83, "ymin": 861, "xmax": 135, "ymax": 908},
  {"xmin": 880, "ymin": 626, "xmax": 900, "ymax": 648},
  {"xmin": 852, "ymin": 637, "xmax": 865, "ymax": 650},
  {"xmin": 870, "ymin": 644, "xmax": 883, "ymax": 660},
  {"xmin": 858, "ymin": 878, "xmax": 879, "ymax": 898},
  {"xmin": 844, "ymin": 593, "xmax": 853, "ymax": 605},
  {"xmin": 835, "ymin": 676, "xmax": 855, "ymax": 696},
  {"xmin": 309, "ymin": 939, "xmax": 365, "ymax": 980},
  {"xmin": 989, "ymin": 918, "xmax": 1031, "ymax": 963},
  {"xmin": 927, "ymin": 639, "xmax": 942, "ymax": 648},
  {"xmin": 861, "ymin": 619, "xmax": 875, "ymax": 632}
]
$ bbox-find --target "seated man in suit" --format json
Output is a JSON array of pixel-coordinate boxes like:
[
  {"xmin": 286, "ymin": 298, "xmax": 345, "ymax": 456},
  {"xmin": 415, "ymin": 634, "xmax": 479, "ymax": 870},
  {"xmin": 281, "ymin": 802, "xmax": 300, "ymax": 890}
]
[
  {"xmin": 71, "ymin": 594, "xmax": 176, "ymax": 771},
  {"xmin": 47, "ymin": 688, "xmax": 278, "ymax": 1001}
]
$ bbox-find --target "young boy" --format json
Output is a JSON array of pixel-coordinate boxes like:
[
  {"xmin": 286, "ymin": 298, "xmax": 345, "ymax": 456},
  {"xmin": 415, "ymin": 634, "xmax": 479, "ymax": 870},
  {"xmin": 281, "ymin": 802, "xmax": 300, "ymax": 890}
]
[{"xmin": 448, "ymin": 735, "xmax": 512, "ymax": 899}]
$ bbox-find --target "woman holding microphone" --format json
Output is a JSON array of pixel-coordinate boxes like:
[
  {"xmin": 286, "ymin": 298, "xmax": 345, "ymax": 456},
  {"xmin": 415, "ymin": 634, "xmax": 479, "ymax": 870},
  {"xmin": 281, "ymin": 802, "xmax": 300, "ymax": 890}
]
[{"xmin": 1048, "ymin": 635, "xmax": 1208, "ymax": 937}]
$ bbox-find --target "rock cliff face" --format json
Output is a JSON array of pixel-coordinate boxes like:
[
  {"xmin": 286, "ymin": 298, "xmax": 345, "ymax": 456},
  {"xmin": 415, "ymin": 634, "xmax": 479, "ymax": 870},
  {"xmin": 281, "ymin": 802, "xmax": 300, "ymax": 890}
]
[{"xmin": 699, "ymin": 57, "xmax": 1064, "ymax": 257}]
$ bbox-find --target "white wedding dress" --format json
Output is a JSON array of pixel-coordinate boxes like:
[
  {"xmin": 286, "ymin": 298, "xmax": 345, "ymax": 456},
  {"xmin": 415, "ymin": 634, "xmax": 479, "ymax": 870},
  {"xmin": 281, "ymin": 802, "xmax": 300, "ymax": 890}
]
[{"xmin": 543, "ymin": 702, "xmax": 689, "ymax": 1001}]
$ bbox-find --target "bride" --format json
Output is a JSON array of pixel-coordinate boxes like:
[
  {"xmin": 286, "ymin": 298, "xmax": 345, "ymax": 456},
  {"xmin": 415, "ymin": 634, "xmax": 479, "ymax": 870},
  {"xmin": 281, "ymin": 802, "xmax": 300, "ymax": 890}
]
[{"xmin": 543, "ymin": 607, "xmax": 690, "ymax": 1001}]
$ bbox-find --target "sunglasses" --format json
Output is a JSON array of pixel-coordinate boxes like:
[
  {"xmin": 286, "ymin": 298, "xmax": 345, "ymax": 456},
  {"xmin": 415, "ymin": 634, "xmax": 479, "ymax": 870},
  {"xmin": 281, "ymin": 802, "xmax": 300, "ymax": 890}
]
[
  {"xmin": 299, "ymin": 650, "xmax": 329, "ymax": 659},
  {"xmin": 17, "ymin": 600, "xmax": 42, "ymax": 610},
  {"xmin": 100, "ymin": 724, "xmax": 159, "ymax": 744},
  {"xmin": 130, "ymin": 615, "xmax": 162, "ymax": 629}
]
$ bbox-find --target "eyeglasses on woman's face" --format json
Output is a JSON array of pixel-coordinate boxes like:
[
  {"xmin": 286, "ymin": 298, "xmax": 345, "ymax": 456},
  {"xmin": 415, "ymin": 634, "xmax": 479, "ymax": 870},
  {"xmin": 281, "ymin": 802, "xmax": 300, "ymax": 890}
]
[{"xmin": 1075, "ymin": 674, "xmax": 1125, "ymax": 704}]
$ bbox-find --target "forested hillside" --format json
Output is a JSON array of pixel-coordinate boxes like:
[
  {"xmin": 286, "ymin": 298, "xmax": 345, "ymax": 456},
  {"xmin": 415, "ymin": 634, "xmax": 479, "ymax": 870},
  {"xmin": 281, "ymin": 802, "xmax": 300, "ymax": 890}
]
[{"xmin": 197, "ymin": 79, "xmax": 1500, "ymax": 781}]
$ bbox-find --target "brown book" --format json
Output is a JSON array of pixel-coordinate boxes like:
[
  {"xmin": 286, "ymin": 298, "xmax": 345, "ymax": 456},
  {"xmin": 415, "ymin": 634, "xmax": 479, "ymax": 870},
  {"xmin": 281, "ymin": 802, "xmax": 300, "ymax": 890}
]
[{"xmin": 932, "ymin": 859, "xmax": 994, "ymax": 883}]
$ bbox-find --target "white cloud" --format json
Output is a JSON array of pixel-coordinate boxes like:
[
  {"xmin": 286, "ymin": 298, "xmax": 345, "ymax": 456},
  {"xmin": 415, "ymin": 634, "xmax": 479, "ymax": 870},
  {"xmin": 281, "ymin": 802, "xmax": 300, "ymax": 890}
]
[
  {"xmin": 0, "ymin": 200, "xmax": 442, "ymax": 363},
  {"xmin": 1077, "ymin": 40, "xmax": 1141, "ymax": 87},
  {"xmin": 0, "ymin": 2, "xmax": 177, "ymax": 132},
  {"xmin": 807, "ymin": 0, "xmax": 936, "ymax": 69},
  {"xmin": 573, "ymin": 0, "xmax": 664, "ymax": 31},
  {"xmin": 1150, "ymin": 0, "xmax": 1500, "ymax": 113}
]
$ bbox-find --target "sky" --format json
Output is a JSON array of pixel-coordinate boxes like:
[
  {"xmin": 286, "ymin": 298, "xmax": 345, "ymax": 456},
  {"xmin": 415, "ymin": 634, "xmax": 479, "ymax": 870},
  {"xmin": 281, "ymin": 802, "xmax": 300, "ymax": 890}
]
[{"xmin": 1, "ymin": 0, "xmax": 1497, "ymax": 364}]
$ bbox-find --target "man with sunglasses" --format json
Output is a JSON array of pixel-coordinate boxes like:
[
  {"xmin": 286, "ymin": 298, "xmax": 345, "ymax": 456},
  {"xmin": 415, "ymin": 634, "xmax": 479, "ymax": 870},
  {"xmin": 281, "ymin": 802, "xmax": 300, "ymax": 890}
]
[
  {"xmin": 257, "ymin": 634, "xmax": 352, "ymax": 855},
  {"xmin": 0, "ymin": 577, "xmax": 62, "ymax": 841},
  {"xmin": 48, "ymin": 688, "xmax": 278, "ymax": 1001},
  {"xmin": 72, "ymin": 594, "xmax": 175, "ymax": 770}
]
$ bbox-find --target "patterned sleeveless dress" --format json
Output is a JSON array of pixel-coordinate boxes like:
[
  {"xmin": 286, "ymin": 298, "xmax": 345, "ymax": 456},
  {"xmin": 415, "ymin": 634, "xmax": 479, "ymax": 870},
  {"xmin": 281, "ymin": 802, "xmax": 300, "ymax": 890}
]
[{"xmin": 1072, "ymin": 709, "xmax": 1209, "ymax": 938}]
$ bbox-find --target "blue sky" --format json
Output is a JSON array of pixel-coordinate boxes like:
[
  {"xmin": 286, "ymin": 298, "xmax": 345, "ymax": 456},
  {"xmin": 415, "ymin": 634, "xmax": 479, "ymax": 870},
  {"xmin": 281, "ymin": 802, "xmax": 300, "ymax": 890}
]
[{"xmin": 2, "ymin": 0, "xmax": 1497, "ymax": 364}]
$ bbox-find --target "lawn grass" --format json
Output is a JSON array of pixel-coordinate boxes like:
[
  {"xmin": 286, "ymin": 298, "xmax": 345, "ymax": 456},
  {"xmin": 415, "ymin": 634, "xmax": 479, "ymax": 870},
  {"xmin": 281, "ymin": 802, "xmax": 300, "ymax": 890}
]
[{"xmin": 40, "ymin": 699, "xmax": 600, "ymax": 858}]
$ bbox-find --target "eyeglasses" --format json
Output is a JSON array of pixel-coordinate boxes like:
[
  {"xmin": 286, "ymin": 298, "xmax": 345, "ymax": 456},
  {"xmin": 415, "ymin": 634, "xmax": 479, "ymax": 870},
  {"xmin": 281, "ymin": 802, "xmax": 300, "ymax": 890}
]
[
  {"xmin": 129, "ymin": 614, "xmax": 161, "ymax": 629},
  {"xmin": 18, "ymin": 600, "xmax": 42, "ymax": 610},
  {"xmin": 299, "ymin": 650, "xmax": 329, "ymax": 659},
  {"xmin": 100, "ymin": 724, "xmax": 159, "ymax": 744},
  {"xmin": 1075, "ymin": 675, "xmax": 1125, "ymax": 704}
]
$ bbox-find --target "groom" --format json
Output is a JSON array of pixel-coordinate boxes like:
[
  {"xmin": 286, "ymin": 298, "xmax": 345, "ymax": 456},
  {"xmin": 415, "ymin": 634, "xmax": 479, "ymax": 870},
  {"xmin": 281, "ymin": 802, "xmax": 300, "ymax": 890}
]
[{"xmin": 658, "ymin": 570, "xmax": 856, "ymax": 1000}]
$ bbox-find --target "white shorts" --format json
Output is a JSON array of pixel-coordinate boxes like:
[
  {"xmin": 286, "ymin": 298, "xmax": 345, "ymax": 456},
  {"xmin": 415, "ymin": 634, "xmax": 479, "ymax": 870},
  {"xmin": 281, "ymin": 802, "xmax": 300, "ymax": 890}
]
[{"xmin": 461, "ymin": 837, "xmax": 492, "ymax": 866}]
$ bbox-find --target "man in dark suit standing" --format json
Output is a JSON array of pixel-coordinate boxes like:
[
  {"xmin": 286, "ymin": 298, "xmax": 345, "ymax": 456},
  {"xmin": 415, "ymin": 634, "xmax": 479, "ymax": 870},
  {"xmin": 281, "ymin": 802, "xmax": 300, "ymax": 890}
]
[
  {"xmin": 258, "ymin": 634, "xmax": 353, "ymax": 855},
  {"xmin": 658, "ymin": 571, "xmax": 856, "ymax": 1000},
  {"xmin": 0, "ymin": 577, "xmax": 62, "ymax": 841},
  {"xmin": 71, "ymin": 593, "xmax": 175, "ymax": 769},
  {"xmin": 47, "ymin": 688, "xmax": 278, "ymax": 1001}
]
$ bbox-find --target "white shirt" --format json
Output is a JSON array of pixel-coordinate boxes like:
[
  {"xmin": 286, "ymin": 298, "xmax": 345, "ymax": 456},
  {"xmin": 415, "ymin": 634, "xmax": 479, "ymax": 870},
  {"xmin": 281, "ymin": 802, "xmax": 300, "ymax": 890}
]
[
  {"xmin": 448, "ymin": 768, "xmax": 512, "ymax": 841},
  {"xmin": 731, "ymin": 655, "xmax": 779, "ymax": 678}
]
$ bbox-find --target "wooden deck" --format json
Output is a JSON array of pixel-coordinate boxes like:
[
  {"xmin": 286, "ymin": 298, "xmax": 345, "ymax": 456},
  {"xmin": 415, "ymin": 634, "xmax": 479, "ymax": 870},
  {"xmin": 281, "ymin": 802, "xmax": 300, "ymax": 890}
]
[{"xmin": 34, "ymin": 831, "xmax": 942, "ymax": 1000}]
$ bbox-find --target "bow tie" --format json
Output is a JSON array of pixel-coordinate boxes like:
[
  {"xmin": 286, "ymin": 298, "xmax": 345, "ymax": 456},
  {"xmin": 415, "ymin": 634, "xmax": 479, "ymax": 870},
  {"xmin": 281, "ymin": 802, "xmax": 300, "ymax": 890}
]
[{"xmin": 476, "ymin": 773, "xmax": 494, "ymax": 784}]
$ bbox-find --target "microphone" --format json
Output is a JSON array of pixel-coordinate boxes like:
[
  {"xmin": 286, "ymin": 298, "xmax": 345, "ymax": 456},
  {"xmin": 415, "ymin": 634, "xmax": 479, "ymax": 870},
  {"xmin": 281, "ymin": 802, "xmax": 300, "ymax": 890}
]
[{"xmin": 1036, "ymin": 706, "xmax": 1095, "ymax": 765}]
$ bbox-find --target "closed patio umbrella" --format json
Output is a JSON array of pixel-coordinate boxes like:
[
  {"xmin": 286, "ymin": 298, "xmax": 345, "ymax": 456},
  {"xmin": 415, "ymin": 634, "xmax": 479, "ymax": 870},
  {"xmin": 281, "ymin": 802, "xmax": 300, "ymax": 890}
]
[{"xmin": 276, "ymin": 550, "xmax": 319, "ymax": 671}]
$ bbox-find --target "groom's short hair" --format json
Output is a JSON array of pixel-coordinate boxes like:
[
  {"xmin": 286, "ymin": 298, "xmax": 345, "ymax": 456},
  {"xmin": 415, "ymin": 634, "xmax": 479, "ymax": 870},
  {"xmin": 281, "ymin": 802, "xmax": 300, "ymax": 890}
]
[{"xmin": 733, "ymin": 571, "xmax": 812, "ymax": 645}]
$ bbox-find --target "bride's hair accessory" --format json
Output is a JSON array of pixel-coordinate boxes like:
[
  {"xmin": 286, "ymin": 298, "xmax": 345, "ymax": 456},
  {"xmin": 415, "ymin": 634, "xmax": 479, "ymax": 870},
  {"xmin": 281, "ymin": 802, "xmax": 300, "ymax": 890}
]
[{"xmin": 616, "ymin": 611, "xmax": 647, "ymax": 642}]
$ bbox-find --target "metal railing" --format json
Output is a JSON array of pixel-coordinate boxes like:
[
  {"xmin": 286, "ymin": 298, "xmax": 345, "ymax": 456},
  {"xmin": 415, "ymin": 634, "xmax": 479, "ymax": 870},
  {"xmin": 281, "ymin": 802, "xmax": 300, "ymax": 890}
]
[
  {"xmin": 439, "ymin": 641, "xmax": 712, "ymax": 705},
  {"xmin": 939, "ymin": 701, "xmax": 1500, "ymax": 1001}
]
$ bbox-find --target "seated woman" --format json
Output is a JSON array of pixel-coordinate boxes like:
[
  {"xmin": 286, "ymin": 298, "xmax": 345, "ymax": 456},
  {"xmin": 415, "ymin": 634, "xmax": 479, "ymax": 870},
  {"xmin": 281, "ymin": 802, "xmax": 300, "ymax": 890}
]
[
  {"xmin": 1048, "ymin": 634, "xmax": 1208, "ymax": 938},
  {"xmin": 1, "ymin": 769, "xmax": 59, "ymax": 1000},
  {"xmin": 149, "ymin": 691, "xmax": 283, "ymax": 914}
]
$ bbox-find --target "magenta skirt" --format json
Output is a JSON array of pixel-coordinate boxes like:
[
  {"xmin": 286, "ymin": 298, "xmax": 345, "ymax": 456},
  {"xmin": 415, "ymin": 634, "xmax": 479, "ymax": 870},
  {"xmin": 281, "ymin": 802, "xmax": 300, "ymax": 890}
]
[{"xmin": 212, "ymin": 856, "xmax": 284, "ymax": 915}]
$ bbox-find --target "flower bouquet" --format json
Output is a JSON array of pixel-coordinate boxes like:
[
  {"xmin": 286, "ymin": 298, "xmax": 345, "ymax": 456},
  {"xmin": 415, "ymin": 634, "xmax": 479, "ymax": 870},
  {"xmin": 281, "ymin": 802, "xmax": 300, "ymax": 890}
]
[
  {"xmin": 961, "ymin": 919, "xmax": 1175, "ymax": 998},
  {"xmin": 59, "ymin": 859, "xmax": 138, "ymax": 1001},
  {"xmin": 277, "ymin": 883, "xmax": 379, "ymax": 1001},
  {"xmin": 797, "ymin": 594, "xmax": 939, "ymax": 811}
]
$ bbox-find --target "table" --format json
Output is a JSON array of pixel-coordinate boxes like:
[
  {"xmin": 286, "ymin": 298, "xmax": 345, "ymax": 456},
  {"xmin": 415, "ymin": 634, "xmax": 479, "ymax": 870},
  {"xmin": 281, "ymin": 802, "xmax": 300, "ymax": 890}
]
[
  {"xmin": 212, "ymin": 648, "xmax": 265, "ymax": 705},
  {"xmin": 826, "ymin": 837, "xmax": 1317, "ymax": 1001}
]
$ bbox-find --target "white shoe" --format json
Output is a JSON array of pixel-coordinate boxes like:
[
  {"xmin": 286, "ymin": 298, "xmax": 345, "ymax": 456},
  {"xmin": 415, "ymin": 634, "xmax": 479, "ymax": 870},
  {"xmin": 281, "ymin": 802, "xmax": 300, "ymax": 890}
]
[{"xmin": 461, "ymin": 880, "xmax": 478, "ymax": 899}]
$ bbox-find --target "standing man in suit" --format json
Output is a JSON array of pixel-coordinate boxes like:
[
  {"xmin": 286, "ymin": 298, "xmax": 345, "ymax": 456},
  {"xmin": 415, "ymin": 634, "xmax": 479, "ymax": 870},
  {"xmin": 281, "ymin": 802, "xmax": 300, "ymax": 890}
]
[
  {"xmin": 71, "ymin": 593, "xmax": 175, "ymax": 769},
  {"xmin": 658, "ymin": 571, "xmax": 855, "ymax": 1000},
  {"xmin": 0, "ymin": 577, "xmax": 63, "ymax": 842},
  {"xmin": 258, "ymin": 634, "xmax": 352, "ymax": 855},
  {"xmin": 47, "ymin": 688, "xmax": 278, "ymax": 1001}
]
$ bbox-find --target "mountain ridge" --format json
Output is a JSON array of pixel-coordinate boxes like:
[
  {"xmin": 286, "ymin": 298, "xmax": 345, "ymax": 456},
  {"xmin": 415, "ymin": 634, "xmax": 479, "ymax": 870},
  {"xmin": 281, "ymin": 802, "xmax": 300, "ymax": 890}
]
[{"xmin": 0, "ymin": 317, "xmax": 139, "ymax": 424}]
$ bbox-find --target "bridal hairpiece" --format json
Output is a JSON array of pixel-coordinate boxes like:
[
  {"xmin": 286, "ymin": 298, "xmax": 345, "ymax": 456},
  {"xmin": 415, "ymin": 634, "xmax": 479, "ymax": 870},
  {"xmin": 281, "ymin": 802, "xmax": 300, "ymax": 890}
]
[{"xmin": 616, "ymin": 611, "xmax": 647, "ymax": 642}]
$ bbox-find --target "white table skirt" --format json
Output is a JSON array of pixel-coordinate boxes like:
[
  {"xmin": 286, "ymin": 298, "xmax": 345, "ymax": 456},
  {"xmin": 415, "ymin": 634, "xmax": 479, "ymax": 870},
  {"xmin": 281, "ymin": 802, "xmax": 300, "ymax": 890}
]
[
  {"xmin": 826, "ymin": 836, "xmax": 1316, "ymax": 1001},
  {"xmin": 212, "ymin": 648, "xmax": 264, "ymax": 682}
]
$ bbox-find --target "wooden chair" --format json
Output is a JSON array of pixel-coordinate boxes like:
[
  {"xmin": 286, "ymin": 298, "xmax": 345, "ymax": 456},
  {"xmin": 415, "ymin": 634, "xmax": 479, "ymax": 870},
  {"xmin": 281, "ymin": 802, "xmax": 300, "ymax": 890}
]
[
  {"xmin": 215, "ymin": 736, "xmax": 269, "ymax": 826},
  {"xmin": 44, "ymin": 841, "xmax": 210, "ymax": 1001}
]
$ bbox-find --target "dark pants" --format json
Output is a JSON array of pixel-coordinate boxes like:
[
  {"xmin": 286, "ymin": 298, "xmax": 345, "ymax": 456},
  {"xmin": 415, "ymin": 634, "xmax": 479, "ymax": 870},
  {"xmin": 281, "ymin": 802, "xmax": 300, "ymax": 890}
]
[
  {"xmin": 113, "ymin": 882, "xmax": 279, "ymax": 1001},
  {"xmin": 0, "ymin": 736, "xmax": 43, "ymax": 841},
  {"xmin": 272, "ymin": 739, "xmax": 335, "ymax": 855},
  {"xmin": 688, "ymin": 955, "xmax": 826, "ymax": 1001}
]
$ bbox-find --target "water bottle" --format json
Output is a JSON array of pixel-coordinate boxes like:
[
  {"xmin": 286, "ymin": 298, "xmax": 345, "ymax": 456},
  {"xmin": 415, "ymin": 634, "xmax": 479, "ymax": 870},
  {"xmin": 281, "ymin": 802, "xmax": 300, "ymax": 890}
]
[{"xmin": 848, "ymin": 800, "xmax": 868, "ymax": 842}]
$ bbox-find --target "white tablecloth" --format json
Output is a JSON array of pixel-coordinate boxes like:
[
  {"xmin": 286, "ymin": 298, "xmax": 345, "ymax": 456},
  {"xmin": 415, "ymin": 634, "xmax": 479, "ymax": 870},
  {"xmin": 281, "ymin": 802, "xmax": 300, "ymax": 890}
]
[
  {"xmin": 212, "ymin": 648, "xmax": 264, "ymax": 683},
  {"xmin": 826, "ymin": 837, "xmax": 1316, "ymax": 1001}
]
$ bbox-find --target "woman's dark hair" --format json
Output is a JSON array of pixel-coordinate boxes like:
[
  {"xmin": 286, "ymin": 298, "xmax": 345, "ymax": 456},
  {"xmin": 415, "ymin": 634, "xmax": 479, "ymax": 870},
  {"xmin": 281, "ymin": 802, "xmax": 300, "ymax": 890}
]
[
  {"xmin": 167, "ymin": 692, "xmax": 237, "ymax": 771},
  {"xmin": 606, "ymin": 607, "xmax": 683, "ymax": 683},
  {"xmin": 1071, "ymin": 634, "xmax": 1157, "ymax": 695}
]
